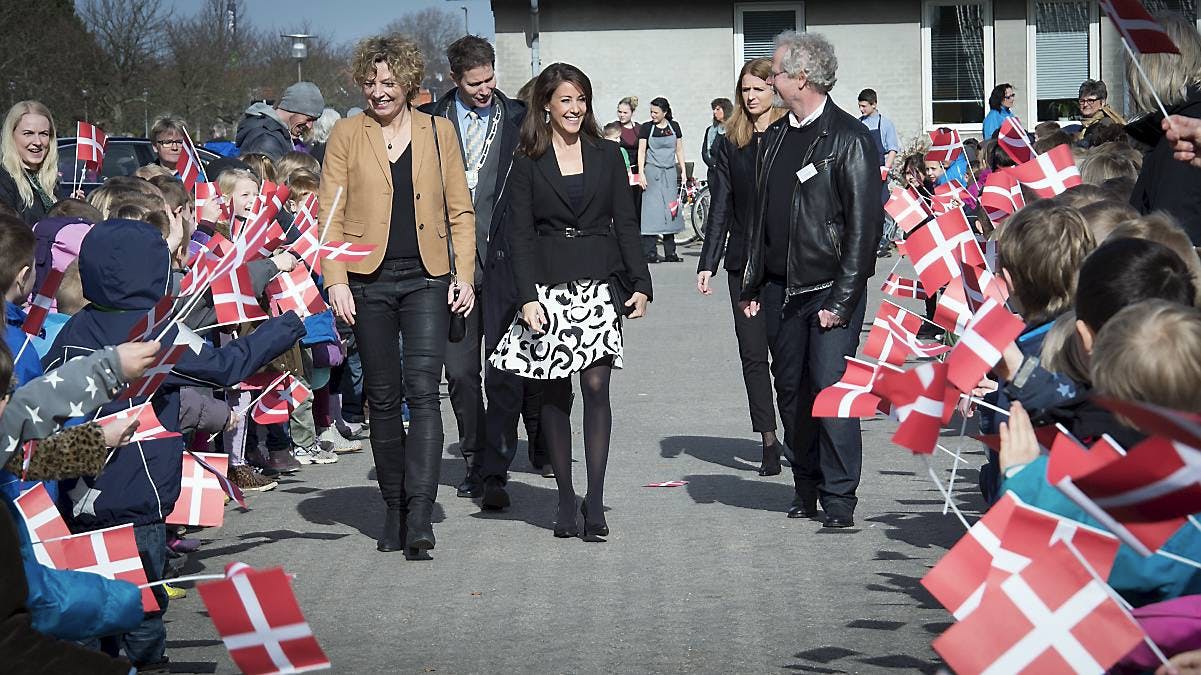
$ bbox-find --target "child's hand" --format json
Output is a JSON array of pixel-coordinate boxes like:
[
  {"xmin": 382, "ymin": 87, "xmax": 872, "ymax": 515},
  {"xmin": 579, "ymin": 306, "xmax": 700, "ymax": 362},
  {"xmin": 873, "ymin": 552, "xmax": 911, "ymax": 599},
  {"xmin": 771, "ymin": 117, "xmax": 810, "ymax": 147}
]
[
  {"xmin": 999, "ymin": 401, "xmax": 1040, "ymax": 472},
  {"xmin": 116, "ymin": 341, "xmax": 162, "ymax": 381},
  {"xmin": 272, "ymin": 252, "xmax": 297, "ymax": 273},
  {"xmin": 102, "ymin": 418, "xmax": 139, "ymax": 448}
]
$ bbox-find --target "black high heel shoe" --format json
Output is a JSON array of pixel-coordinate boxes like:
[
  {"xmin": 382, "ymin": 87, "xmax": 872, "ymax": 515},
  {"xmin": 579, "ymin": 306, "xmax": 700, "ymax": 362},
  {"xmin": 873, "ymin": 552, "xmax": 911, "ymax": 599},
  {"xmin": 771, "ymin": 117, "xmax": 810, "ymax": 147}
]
[
  {"xmin": 758, "ymin": 443, "xmax": 782, "ymax": 476},
  {"xmin": 554, "ymin": 502, "xmax": 579, "ymax": 538},
  {"xmin": 580, "ymin": 501, "xmax": 608, "ymax": 541}
]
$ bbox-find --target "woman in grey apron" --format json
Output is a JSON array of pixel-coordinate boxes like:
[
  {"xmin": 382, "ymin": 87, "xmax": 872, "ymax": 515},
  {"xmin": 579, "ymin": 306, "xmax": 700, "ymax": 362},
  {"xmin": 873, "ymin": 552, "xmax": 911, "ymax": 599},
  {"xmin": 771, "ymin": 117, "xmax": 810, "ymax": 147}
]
[{"xmin": 637, "ymin": 97, "xmax": 685, "ymax": 263}]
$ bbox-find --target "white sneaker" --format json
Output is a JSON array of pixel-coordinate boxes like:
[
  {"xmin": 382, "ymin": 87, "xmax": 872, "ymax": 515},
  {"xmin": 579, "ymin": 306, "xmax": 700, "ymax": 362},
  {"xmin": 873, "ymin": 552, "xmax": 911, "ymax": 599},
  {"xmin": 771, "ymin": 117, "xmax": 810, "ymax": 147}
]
[
  {"xmin": 319, "ymin": 427, "xmax": 362, "ymax": 454},
  {"xmin": 293, "ymin": 445, "xmax": 338, "ymax": 465}
]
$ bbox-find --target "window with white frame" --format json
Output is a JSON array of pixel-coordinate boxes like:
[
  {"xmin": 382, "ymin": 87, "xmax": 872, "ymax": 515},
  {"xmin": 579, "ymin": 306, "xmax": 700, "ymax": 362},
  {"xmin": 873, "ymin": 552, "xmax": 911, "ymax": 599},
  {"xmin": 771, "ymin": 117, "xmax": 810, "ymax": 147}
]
[
  {"xmin": 924, "ymin": 1, "xmax": 991, "ymax": 127},
  {"xmin": 1033, "ymin": 1, "xmax": 1093, "ymax": 121},
  {"xmin": 1141, "ymin": 0, "xmax": 1197, "ymax": 22},
  {"xmin": 734, "ymin": 2, "xmax": 805, "ymax": 73}
]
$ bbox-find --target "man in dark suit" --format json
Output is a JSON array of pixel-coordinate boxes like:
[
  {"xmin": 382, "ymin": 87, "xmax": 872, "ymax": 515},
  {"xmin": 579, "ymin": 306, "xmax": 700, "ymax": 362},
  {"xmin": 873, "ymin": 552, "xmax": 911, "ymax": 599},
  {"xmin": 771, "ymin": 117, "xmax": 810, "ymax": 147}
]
[
  {"xmin": 740, "ymin": 32, "xmax": 883, "ymax": 529},
  {"xmin": 420, "ymin": 35, "xmax": 533, "ymax": 510}
]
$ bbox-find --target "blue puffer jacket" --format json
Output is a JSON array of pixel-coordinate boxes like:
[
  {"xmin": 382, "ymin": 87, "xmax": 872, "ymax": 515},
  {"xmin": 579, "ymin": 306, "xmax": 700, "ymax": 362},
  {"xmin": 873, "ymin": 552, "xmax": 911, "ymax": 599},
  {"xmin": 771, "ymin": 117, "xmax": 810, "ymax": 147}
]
[
  {"xmin": 42, "ymin": 219, "xmax": 306, "ymax": 528},
  {"xmin": 2, "ymin": 500, "xmax": 142, "ymax": 640}
]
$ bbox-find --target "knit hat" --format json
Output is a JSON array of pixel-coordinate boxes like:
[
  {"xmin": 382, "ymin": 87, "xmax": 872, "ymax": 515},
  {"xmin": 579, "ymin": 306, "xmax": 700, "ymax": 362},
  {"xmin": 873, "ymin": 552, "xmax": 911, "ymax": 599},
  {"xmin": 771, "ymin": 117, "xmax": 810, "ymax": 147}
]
[{"xmin": 278, "ymin": 82, "xmax": 325, "ymax": 118}]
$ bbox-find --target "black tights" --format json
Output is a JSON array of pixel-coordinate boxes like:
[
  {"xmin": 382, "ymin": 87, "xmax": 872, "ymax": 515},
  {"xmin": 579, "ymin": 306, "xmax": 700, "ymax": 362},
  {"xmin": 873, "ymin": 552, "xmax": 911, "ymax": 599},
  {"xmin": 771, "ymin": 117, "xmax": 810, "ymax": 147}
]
[{"xmin": 540, "ymin": 358, "xmax": 613, "ymax": 521}]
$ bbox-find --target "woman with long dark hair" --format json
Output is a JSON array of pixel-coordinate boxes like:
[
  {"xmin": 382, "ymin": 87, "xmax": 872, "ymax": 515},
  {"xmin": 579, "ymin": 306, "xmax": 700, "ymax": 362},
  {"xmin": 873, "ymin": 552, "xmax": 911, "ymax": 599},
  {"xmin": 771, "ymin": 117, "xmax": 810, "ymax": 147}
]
[
  {"xmin": 983, "ymin": 82, "xmax": 1016, "ymax": 140},
  {"xmin": 637, "ymin": 96, "xmax": 686, "ymax": 263},
  {"xmin": 322, "ymin": 35, "xmax": 477, "ymax": 558},
  {"xmin": 696, "ymin": 57, "xmax": 787, "ymax": 477},
  {"xmin": 490, "ymin": 63, "xmax": 652, "ymax": 540}
]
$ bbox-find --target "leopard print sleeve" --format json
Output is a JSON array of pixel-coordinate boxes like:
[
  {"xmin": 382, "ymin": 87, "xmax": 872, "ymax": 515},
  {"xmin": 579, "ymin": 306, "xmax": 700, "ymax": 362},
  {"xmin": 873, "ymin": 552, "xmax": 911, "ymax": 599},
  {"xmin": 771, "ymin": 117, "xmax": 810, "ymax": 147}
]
[{"xmin": 4, "ymin": 423, "xmax": 108, "ymax": 481}]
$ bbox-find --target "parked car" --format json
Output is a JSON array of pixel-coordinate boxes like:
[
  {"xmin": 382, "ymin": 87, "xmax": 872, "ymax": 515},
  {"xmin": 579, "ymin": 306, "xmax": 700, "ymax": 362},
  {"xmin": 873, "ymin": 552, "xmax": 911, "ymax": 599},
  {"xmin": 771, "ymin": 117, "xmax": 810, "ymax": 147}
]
[{"xmin": 55, "ymin": 137, "xmax": 221, "ymax": 198}]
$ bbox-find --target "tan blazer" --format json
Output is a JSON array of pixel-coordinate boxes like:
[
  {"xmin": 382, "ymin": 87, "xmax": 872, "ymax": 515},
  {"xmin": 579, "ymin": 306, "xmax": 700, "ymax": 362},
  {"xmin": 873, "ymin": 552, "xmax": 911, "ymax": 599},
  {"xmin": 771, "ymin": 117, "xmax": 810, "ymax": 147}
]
[{"xmin": 318, "ymin": 110, "xmax": 476, "ymax": 288}]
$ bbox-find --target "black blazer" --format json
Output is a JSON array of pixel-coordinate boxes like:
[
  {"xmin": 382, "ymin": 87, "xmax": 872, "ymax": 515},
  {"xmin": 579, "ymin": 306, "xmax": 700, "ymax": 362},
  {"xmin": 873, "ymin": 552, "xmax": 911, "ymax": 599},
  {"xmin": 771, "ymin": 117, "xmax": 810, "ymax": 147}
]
[
  {"xmin": 506, "ymin": 139, "xmax": 653, "ymax": 305},
  {"xmin": 0, "ymin": 167, "xmax": 49, "ymax": 226},
  {"xmin": 697, "ymin": 134, "xmax": 760, "ymax": 274}
]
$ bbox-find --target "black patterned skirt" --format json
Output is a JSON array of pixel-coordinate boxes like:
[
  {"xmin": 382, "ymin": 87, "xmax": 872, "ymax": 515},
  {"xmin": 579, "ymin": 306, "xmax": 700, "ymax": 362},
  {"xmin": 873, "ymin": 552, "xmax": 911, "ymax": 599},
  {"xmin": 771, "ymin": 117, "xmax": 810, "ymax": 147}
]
[{"xmin": 488, "ymin": 279, "xmax": 624, "ymax": 379}]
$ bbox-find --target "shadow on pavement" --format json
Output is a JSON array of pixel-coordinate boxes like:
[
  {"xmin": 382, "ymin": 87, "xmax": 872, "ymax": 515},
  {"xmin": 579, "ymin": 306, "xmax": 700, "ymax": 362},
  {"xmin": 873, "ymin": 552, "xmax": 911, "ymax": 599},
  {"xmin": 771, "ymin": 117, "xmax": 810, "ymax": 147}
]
[
  {"xmin": 294, "ymin": 486, "xmax": 448, "ymax": 539},
  {"xmin": 466, "ymin": 479, "xmax": 561, "ymax": 531},
  {"xmin": 660, "ymin": 435, "xmax": 771, "ymax": 473},
  {"xmin": 186, "ymin": 529, "xmax": 350, "ymax": 567},
  {"xmin": 681, "ymin": 473, "xmax": 795, "ymax": 513}
]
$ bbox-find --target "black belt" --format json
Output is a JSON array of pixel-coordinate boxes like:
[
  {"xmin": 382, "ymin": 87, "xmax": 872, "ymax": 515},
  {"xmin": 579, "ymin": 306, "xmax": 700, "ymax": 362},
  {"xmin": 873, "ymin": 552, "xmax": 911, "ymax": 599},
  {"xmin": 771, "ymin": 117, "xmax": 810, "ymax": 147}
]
[{"xmin": 537, "ymin": 227, "xmax": 608, "ymax": 238}]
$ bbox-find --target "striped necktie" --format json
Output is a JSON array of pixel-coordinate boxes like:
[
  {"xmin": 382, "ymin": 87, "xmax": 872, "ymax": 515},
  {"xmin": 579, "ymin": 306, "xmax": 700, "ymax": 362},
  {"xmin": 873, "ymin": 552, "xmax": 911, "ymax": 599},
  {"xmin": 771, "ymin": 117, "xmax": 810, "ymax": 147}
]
[{"xmin": 464, "ymin": 110, "xmax": 485, "ymax": 170}]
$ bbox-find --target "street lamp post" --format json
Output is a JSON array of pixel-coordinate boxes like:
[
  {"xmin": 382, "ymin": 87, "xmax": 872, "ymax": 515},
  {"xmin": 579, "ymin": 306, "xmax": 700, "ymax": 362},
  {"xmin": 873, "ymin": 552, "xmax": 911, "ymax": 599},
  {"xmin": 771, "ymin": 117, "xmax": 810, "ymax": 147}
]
[
  {"xmin": 444, "ymin": 1, "xmax": 469, "ymax": 33},
  {"xmin": 282, "ymin": 33, "xmax": 313, "ymax": 82},
  {"xmin": 142, "ymin": 90, "xmax": 149, "ymax": 138}
]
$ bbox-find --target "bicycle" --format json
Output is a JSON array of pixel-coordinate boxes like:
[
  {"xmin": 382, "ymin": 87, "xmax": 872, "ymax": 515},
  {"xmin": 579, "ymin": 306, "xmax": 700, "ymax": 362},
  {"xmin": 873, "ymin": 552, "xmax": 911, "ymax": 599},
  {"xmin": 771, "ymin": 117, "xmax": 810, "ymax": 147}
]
[{"xmin": 679, "ymin": 177, "xmax": 709, "ymax": 245}]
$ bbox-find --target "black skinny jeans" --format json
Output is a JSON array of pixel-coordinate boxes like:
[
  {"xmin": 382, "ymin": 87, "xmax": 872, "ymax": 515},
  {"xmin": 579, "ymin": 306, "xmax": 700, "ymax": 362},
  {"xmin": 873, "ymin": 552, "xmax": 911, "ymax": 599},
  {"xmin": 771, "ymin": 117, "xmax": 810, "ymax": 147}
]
[
  {"xmin": 348, "ymin": 259, "xmax": 450, "ymax": 510},
  {"xmin": 726, "ymin": 270, "xmax": 778, "ymax": 433}
]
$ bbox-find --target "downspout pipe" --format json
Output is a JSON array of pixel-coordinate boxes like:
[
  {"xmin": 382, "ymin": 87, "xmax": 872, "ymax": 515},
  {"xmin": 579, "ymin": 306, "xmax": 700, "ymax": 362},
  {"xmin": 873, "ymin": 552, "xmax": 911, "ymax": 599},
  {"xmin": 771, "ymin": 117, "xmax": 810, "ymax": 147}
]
[{"xmin": 530, "ymin": 0, "xmax": 541, "ymax": 78}]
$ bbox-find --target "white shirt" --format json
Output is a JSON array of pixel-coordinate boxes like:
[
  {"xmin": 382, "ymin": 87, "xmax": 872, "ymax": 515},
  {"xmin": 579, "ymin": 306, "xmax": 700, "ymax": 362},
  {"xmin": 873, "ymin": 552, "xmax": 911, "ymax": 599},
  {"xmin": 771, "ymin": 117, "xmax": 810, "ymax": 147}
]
[{"xmin": 787, "ymin": 96, "xmax": 829, "ymax": 129}]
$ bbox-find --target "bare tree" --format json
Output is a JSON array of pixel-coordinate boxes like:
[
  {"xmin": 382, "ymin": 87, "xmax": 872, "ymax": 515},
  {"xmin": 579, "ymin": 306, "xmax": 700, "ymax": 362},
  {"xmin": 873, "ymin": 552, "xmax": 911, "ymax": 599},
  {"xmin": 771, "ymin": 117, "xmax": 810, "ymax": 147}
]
[
  {"xmin": 383, "ymin": 8, "xmax": 466, "ymax": 95},
  {"xmin": 79, "ymin": 0, "xmax": 172, "ymax": 132}
]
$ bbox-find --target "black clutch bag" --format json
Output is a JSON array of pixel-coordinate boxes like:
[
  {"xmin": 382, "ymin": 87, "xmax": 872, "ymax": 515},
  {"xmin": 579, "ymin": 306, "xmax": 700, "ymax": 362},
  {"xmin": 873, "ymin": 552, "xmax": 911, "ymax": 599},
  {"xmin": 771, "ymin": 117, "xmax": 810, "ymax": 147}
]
[
  {"xmin": 449, "ymin": 286, "xmax": 466, "ymax": 342},
  {"xmin": 608, "ymin": 272, "xmax": 636, "ymax": 317}
]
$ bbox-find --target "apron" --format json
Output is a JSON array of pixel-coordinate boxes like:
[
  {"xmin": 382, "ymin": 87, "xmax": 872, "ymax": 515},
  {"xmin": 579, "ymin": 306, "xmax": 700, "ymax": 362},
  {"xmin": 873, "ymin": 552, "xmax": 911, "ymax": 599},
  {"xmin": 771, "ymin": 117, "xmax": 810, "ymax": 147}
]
[
  {"xmin": 640, "ymin": 127, "xmax": 685, "ymax": 235},
  {"xmin": 862, "ymin": 115, "xmax": 889, "ymax": 204}
]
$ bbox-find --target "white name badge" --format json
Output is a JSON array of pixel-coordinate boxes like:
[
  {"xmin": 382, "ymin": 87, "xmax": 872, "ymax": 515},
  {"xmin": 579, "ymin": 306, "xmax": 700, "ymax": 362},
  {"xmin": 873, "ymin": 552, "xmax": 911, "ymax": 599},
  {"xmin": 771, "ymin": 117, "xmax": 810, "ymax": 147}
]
[{"xmin": 796, "ymin": 164, "xmax": 818, "ymax": 183}]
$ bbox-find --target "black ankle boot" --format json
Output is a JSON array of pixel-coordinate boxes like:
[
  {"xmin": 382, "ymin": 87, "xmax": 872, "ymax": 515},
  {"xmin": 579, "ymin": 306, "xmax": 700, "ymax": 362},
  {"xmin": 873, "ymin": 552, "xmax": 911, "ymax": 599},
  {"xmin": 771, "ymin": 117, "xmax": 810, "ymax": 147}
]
[
  {"xmin": 377, "ymin": 508, "xmax": 404, "ymax": 552},
  {"xmin": 405, "ymin": 500, "xmax": 435, "ymax": 555},
  {"xmin": 758, "ymin": 443, "xmax": 782, "ymax": 476}
]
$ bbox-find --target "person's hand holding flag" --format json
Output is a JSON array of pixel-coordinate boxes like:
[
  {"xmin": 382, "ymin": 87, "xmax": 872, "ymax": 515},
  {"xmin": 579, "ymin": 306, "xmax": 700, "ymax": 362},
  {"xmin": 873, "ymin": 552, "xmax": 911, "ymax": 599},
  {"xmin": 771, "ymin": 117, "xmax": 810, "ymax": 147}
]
[{"xmin": 1164, "ymin": 114, "xmax": 1201, "ymax": 168}]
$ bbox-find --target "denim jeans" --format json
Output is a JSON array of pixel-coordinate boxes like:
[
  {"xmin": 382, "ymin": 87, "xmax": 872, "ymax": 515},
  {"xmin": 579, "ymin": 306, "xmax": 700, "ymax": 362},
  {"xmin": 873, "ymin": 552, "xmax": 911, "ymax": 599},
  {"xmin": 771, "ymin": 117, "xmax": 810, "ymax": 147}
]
[
  {"xmin": 97, "ymin": 521, "xmax": 167, "ymax": 666},
  {"xmin": 762, "ymin": 280, "xmax": 867, "ymax": 517},
  {"xmin": 348, "ymin": 258, "xmax": 450, "ymax": 509}
]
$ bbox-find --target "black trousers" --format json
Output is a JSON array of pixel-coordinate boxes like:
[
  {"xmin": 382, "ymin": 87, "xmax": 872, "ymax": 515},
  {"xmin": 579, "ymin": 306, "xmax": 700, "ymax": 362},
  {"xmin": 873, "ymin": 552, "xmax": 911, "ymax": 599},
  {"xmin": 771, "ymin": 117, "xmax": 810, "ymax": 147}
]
[
  {"xmin": 642, "ymin": 234, "xmax": 677, "ymax": 257},
  {"xmin": 761, "ymin": 279, "xmax": 867, "ymax": 516},
  {"xmin": 478, "ymin": 288, "xmax": 544, "ymax": 483},
  {"xmin": 349, "ymin": 259, "xmax": 450, "ymax": 509},
  {"xmin": 726, "ymin": 270, "xmax": 777, "ymax": 433},
  {"xmin": 445, "ymin": 298, "xmax": 485, "ymax": 469}
]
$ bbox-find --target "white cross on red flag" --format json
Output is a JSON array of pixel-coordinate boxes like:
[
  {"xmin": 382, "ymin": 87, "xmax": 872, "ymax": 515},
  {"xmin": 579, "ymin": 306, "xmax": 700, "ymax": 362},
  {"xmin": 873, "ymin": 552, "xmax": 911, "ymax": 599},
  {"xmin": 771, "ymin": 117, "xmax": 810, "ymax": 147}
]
[
  {"xmin": 935, "ymin": 280, "xmax": 974, "ymax": 335},
  {"xmin": 812, "ymin": 357, "xmax": 894, "ymax": 419},
  {"xmin": 926, "ymin": 128, "xmax": 963, "ymax": 163},
  {"xmin": 962, "ymin": 264, "xmax": 1010, "ymax": 310},
  {"xmin": 922, "ymin": 493, "xmax": 1120, "ymax": 620},
  {"xmin": 944, "ymin": 298, "xmax": 1026, "ymax": 393},
  {"xmin": 979, "ymin": 169, "xmax": 1026, "ymax": 224},
  {"xmin": 197, "ymin": 563, "xmax": 331, "ymax": 675},
  {"xmin": 266, "ymin": 265, "xmax": 327, "ymax": 319},
  {"xmin": 252, "ymin": 375, "xmax": 311, "ymax": 425},
  {"xmin": 863, "ymin": 301, "xmax": 944, "ymax": 366},
  {"xmin": 1096, "ymin": 397, "xmax": 1201, "ymax": 452},
  {"xmin": 933, "ymin": 540, "xmax": 1143, "ymax": 674},
  {"xmin": 319, "ymin": 241, "xmax": 375, "ymax": 263},
  {"xmin": 884, "ymin": 187, "xmax": 933, "ymax": 234},
  {"xmin": 126, "ymin": 295, "xmax": 178, "ymax": 343},
  {"xmin": 932, "ymin": 180, "xmax": 968, "ymax": 214},
  {"xmin": 195, "ymin": 181, "xmax": 221, "ymax": 210},
  {"xmin": 76, "ymin": 121, "xmax": 108, "ymax": 170},
  {"xmin": 39, "ymin": 523, "xmax": 159, "ymax": 612},
  {"xmin": 21, "ymin": 267, "xmax": 65, "ymax": 336},
  {"xmin": 287, "ymin": 194, "xmax": 322, "ymax": 273},
  {"xmin": 998, "ymin": 116, "xmax": 1036, "ymax": 164},
  {"xmin": 872, "ymin": 361, "xmax": 957, "ymax": 454},
  {"xmin": 95, "ymin": 403, "xmax": 180, "ymax": 444},
  {"xmin": 1010, "ymin": 144, "xmax": 1082, "ymax": 198},
  {"xmin": 880, "ymin": 273, "xmax": 928, "ymax": 300},
  {"xmin": 1100, "ymin": 0, "xmax": 1180, "ymax": 54},
  {"xmin": 119, "ymin": 329, "xmax": 197, "ymax": 400},
  {"xmin": 14, "ymin": 483, "xmax": 70, "ymax": 545},
  {"xmin": 904, "ymin": 209, "xmax": 976, "ymax": 293},
  {"xmin": 166, "ymin": 451, "xmax": 229, "ymax": 527},
  {"xmin": 212, "ymin": 265, "xmax": 268, "ymax": 325},
  {"xmin": 189, "ymin": 450, "xmax": 246, "ymax": 508},
  {"xmin": 175, "ymin": 134, "xmax": 204, "ymax": 192}
]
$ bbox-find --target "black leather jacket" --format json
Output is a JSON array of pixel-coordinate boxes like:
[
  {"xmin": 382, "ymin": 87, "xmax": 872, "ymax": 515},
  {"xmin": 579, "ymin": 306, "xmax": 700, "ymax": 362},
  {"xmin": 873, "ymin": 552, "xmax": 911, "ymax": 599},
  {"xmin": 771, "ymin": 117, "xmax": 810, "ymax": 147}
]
[
  {"xmin": 697, "ymin": 133, "xmax": 760, "ymax": 274},
  {"xmin": 740, "ymin": 99, "xmax": 884, "ymax": 320}
]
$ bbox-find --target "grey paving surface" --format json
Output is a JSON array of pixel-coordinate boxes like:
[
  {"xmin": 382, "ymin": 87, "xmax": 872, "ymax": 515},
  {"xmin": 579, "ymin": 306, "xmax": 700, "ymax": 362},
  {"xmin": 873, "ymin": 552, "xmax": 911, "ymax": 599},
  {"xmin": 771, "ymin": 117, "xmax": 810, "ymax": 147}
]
[{"xmin": 167, "ymin": 247, "xmax": 986, "ymax": 674}]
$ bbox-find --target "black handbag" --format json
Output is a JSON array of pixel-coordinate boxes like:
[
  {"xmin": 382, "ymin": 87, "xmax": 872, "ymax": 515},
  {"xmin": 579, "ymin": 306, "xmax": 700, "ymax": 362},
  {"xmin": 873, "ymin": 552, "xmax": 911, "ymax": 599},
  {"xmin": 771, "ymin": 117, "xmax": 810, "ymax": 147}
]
[
  {"xmin": 608, "ymin": 271, "xmax": 636, "ymax": 317},
  {"xmin": 431, "ymin": 117, "xmax": 467, "ymax": 343}
]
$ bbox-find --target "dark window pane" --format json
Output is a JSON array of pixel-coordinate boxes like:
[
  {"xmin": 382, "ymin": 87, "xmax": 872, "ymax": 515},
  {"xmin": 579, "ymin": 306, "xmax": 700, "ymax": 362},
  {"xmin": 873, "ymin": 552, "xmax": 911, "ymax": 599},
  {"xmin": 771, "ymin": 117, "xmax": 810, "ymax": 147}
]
[
  {"xmin": 742, "ymin": 10, "xmax": 797, "ymax": 61},
  {"xmin": 930, "ymin": 4, "xmax": 985, "ymax": 124}
]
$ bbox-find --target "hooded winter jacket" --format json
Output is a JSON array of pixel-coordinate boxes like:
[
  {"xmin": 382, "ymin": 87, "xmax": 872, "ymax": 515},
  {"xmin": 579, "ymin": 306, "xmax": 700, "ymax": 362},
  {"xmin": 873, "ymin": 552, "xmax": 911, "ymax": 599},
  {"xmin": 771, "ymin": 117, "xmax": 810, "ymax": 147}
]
[
  {"xmin": 42, "ymin": 219, "xmax": 306, "ymax": 528},
  {"xmin": 235, "ymin": 102, "xmax": 294, "ymax": 161}
]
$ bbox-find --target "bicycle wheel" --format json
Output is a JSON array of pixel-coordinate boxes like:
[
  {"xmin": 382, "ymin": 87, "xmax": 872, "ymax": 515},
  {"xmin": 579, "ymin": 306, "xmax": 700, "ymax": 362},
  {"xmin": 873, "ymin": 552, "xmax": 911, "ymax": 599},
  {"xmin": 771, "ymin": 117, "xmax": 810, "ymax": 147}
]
[{"xmin": 682, "ymin": 185, "xmax": 710, "ymax": 245}]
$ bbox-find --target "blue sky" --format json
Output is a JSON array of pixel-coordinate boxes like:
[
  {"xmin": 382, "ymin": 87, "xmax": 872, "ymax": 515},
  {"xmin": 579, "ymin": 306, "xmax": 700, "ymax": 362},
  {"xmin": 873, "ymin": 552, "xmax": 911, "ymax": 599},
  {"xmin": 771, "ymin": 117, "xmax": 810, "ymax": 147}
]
[{"xmin": 162, "ymin": 0, "xmax": 495, "ymax": 45}]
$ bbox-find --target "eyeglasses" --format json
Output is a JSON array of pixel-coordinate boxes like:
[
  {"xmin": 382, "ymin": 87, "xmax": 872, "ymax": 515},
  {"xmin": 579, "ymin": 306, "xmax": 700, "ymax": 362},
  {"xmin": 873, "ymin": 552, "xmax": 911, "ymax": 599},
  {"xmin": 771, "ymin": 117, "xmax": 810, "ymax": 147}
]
[
  {"xmin": 155, "ymin": 139, "xmax": 185, "ymax": 147},
  {"xmin": 1078, "ymin": 97, "xmax": 1101, "ymax": 105},
  {"xmin": 1003, "ymin": 93, "xmax": 1016, "ymax": 100}
]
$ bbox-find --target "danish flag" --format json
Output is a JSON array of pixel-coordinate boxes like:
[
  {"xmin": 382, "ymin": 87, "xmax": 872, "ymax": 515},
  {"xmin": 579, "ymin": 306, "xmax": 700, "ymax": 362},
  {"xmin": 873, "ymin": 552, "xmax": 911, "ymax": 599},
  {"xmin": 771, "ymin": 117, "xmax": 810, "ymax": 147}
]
[
  {"xmin": 979, "ymin": 170, "xmax": 1025, "ymax": 224},
  {"xmin": 880, "ymin": 273, "xmax": 928, "ymax": 300},
  {"xmin": 252, "ymin": 375, "xmax": 312, "ymax": 425},
  {"xmin": 14, "ymin": 483, "xmax": 70, "ymax": 545},
  {"xmin": 195, "ymin": 181, "xmax": 221, "ymax": 213},
  {"xmin": 21, "ymin": 267, "xmax": 64, "ymax": 336},
  {"xmin": 884, "ymin": 187, "xmax": 933, "ymax": 234},
  {"xmin": 1096, "ymin": 398, "xmax": 1201, "ymax": 452},
  {"xmin": 933, "ymin": 540, "xmax": 1144, "ymax": 674},
  {"xmin": 189, "ymin": 450, "xmax": 246, "ymax": 508},
  {"xmin": 926, "ymin": 128, "xmax": 963, "ymax": 163},
  {"xmin": 212, "ymin": 265, "xmax": 268, "ymax": 325},
  {"xmin": 863, "ymin": 301, "xmax": 946, "ymax": 366},
  {"xmin": 197, "ymin": 564, "xmax": 330, "ymax": 675},
  {"xmin": 319, "ymin": 241, "xmax": 375, "ymax": 263},
  {"xmin": 645, "ymin": 480, "xmax": 689, "ymax": 487},
  {"xmin": 922, "ymin": 493, "xmax": 1120, "ymax": 620},
  {"xmin": 872, "ymin": 361, "xmax": 956, "ymax": 454},
  {"xmin": 266, "ymin": 265, "xmax": 327, "ymax": 319},
  {"xmin": 1046, "ymin": 431, "xmax": 1127, "ymax": 486},
  {"xmin": 175, "ymin": 133, "xmax": 205, "ymax": 192},
  {"xmin": 127, "ymin": 295, "xmax": 178, "ymax": 342},
  {"xmin": 932, "ymin": 180, "xmax": 968, "ymax": 213},
  {"xmin": 76, "ymin": 121, "xmax": 107, "ymax": 170},
  {"xmin": 95, "ymin": 403, "xmax": 179, "ymax": 444},
  {"xmin": 166, "ymin": 452, "xmax": 229, "ymax": 527},
  {"xmin": 944, "ymin": 298, "xmax": 1026, "ymax": 393},
  {"xmin": 812, "ymin": 357, "xmax": 893, "ymax": 418},
  {"xmin": 1100, "ymin": 0, "xmax": 1181, "ymax": 54},
  {"xmin": 1010, "ymin": 144, "xmax": 1082, "ymax": 198},
  {"xmin": 962, "ymin": 263, "xmax": 1010, "ymax": 310},
  {"xmin": 118, "ymin": 329, "xmax": 194, "ymax": 401},
  {"xmin": 934, "ymin": 281, "xmax": 974, "ymax": 335},
  {"xmin": 904, "ymin": 209, "xmax": 976, "ymax": 293},
  {"xmin": 39, "ymin": 523, "xmax": 159, "ymax": 612},
  {"xmin": 998, "ymin": 117, "xmax": 1036, "ymax": 164}
]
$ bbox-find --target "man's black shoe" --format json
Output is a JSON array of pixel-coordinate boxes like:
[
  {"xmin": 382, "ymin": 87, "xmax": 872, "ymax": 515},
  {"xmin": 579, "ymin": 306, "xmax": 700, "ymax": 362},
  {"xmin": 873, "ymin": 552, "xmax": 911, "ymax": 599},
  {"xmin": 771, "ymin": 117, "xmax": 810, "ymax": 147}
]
[
  {"xmin": 822, "ymin": 514, "xmax": 855, "ymax": 528},
  {"xmin": 456, "ymin": 475, "xmax": 482, "ymax": 498},
  {"xmin": 481, "ymin": 478, "xmax": 510, "ymax": 511},
  {"xmin": 786, "ymin": 496, "xmax": 819, "ymax": 519}
]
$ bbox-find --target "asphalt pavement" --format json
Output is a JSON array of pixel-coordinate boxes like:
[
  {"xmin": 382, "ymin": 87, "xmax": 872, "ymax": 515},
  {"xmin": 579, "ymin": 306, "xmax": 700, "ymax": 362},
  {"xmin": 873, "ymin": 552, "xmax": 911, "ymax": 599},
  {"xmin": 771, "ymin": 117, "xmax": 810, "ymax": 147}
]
[{"xmin": 166, "ymin": 245, "xmax": 985, "ymax": 674}]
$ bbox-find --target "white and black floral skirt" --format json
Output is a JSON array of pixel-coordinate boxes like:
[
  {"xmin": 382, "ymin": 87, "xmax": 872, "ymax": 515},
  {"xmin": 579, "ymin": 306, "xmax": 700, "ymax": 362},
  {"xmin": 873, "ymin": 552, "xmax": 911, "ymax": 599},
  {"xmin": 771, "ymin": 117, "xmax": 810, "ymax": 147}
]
[{"xmin": 489, "ymin": 279, "xmax": 624, "ymax": 379}]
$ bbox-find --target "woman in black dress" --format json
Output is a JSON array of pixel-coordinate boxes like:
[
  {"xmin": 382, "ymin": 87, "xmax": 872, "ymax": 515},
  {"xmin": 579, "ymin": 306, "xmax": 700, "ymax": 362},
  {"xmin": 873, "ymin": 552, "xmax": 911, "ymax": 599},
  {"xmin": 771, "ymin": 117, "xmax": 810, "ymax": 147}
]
[
  {"xmin": 491, "ymin": 63, "xmax": 652, "ymax": 540},
  {"xmin": 612, "ymin": 96, "xmax": 642, "ymax": 228},
  {"xmin": 695, "ymin": 57, "xmax": 787, "ymax": 477}
]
